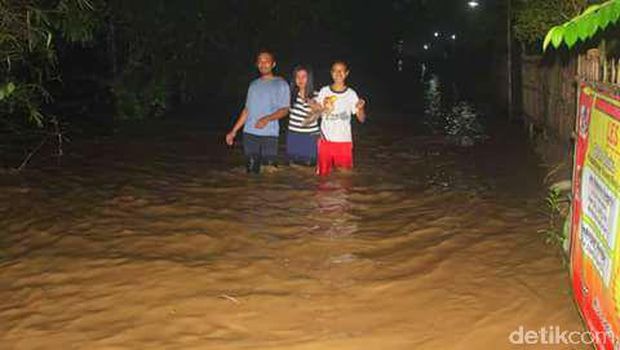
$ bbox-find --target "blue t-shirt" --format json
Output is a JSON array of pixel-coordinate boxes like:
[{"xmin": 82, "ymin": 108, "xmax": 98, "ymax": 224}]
[{"xmin": 243, "ymin": 77, "xmax": 290, "ymax": 137}]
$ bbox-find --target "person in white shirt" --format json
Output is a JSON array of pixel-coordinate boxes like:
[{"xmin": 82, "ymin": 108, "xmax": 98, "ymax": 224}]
[{"xmin": 313, "ymin": 60, "xmax": 366, "ymax": 176}]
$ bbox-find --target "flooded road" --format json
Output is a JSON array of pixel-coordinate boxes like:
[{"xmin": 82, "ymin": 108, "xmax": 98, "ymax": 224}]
[
  {"xmin": 0, "ymin": 113, "xmax": 587, "ymax": 349},
  {"xmin": 1, "ymin": 69, "xmax": 587, "ymax": 350}
]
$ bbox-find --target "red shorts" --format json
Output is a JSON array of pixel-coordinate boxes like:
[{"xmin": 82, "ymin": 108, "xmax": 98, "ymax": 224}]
[{"xmin": 317, "ymin": 138, "xmax": 353, "ymax": 176}]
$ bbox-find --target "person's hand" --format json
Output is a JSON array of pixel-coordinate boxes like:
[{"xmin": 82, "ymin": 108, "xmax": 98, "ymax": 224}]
[
  {"xmin": 255, "ymin": 117, "xmax": 269, "ymax": 129},
  {"xmin": 356, "ymin": 98, "xmax": 366, "ymax": 111},
  {"xmin": 225, "ymin": 131, "xmax": 237, "ymax": 146},
  {"xmin": 302, "ymin": 113, "xmax": 319, "ymax": 126},
  {"xmin": 308, "ymin": 99, "xmax": 322, "ymax": 114},
  {"xmin": 324, "ymin": 99, "xmax": 335, "ymax": 113}
]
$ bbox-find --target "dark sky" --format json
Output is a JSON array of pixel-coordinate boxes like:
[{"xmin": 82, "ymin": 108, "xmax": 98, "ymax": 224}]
[
  {"xmin": 399, "ymin": 0, "xmax": 504, "ymax": 53},
  {"xmin": 309, "ymin": 0, "xmax": 504, "ymax": 61},
  {"xmin": 52, "ymin": 0, "xmax": 507, "ymax": 120}
]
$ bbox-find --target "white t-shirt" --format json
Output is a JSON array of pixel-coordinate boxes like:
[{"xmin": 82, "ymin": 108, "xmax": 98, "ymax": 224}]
[{"xmin": 315, "ymin": 86, "xmax": 359, "ymax": 142}]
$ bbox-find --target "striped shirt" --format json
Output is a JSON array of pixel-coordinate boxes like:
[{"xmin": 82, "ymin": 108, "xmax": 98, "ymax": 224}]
[{"xmin": 288, "ymin": 93, "xmax": 319, "ymax": 134}]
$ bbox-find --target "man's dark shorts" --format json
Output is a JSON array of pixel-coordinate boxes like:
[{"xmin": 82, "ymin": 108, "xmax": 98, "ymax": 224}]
[{"xmin": 242, "ymin": 133, "xmax": 278, "ymax": 164}]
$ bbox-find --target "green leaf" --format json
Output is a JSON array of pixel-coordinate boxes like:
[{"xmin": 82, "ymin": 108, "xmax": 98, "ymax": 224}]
[
  {"xmin": 576, "ymin": 13, "xmax": 593, "ymax": 40},
  {"xmin": 613, "ymin": 0, "xmax": 620, "ymax": 17},
  {"xmin": 28, "ymin": 107, "xmax": 44, "ymax": 127},
  {"xmin": 542, "ymin": 0, "xmax": 620, "ymax": 51},
  {"xmin": 598, "ymin": 3, "xmax": 614, "ymax": 30},
  {"xmin": 607, "ymin": 0, "xmax": 620, "ymax": 25},
  {"xmin": 543, "ymin": 26, "xmax": 556, "ymax": 51},
  {"xmin": 6, "ymin": 82, "xmax": 15, "ymax": 95},
  {"xmin": 564, "ymin": 23, "xmax": 579, "ymax": 48},
  {"xmin": 582, "ymin": 15, "xmax": 597, "ymax": 39},
  {"xmin": 0, "ymin": 90, "xmax": 5, "ymax": 101},
  {"xmin": 551, "ymin": 25, "xmax": 565, "ymax": 48},
  {"xmin": 582, "ymin": 3, "xmax": 602, "ymax": 16}
]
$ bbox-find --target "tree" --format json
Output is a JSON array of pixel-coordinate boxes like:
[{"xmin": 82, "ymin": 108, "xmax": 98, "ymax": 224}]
[
  {"xmin": 0, "ymin": 0, "xmax": 102, "ymax": 168},
  {"xmin": 513, "ymin": 0, "xmax": 589, "ymax": 45}
]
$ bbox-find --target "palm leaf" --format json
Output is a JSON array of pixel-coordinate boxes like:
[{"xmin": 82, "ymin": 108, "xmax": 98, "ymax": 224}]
[{"xmin": 543, "ymin": 0, "xmax": 620, "ymax": 51}]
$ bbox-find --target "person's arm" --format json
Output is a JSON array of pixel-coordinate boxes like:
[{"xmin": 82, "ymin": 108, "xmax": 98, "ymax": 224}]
[
  {"xmin": 255, "ymin": 80, "xmax": 291, "ymax": 129},
  {"xmin": 355, "ymin": 99, "xmax": 366, "ymax": 123},
  {"xmin": 350, "ymin": 90, "xmax": 366, "ymax": 123},
  {"xmin": 302, "ymin": 99, "xmax": 324, "ymax": 126},
  {"xmin": 310, "ymin": 88, "xmax": 330, "ymax": 115},
  {"xmin": 255, "ymin": 107, "xmax": 289, "ymax": 129},
  {"xmin": 226, "ymin": 108, "xmax": 248, "ymax": 146},
  {"xmin": 307, "ymin": 99, "xmax": 323, "ymax": 114}
]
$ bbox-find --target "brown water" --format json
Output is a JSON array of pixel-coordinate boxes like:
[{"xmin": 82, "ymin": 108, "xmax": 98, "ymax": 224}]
[{"xmin": 0, "ymin": 117, "xmax": 586, "ymax": 349}]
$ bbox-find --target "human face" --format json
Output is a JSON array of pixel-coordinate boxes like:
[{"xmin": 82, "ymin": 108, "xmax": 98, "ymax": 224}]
[
  {"xmin": 295, "ymin": 69, "xmax": 308, "ymax": 92},
  {"xmin": 256, "ymin": 53, "xmax": 275, "ymax": 77},
  {"xmin": 330, "ymin": 63, "xmax": 349, "ymax": 85}
]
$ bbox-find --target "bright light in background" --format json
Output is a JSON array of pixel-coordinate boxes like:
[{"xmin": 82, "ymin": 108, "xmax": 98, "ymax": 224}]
[
  {"xmin": 451, "ymin": 34, "xmax": 457, "ymax": 40},
  {"xmin": 434, "ymin": 32, "xmax": 439, "ymax": 37},
  {"xmin": 423, "ymin": 44, "xmax": 429, "ymax": 50},
  {"xmin": 468, "ymin": 1, "xmax": 479, "ymax": 8}
]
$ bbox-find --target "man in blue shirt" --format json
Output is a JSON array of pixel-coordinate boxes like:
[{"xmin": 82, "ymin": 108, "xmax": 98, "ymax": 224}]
[{"xmin": 225, "ymin": 50, "xmax": 290, "ymax": 174}]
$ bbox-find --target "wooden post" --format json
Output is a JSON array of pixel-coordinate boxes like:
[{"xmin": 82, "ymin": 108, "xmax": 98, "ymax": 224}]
[{"xmin": 586, "ymin": 48, "xmax": 600, "ymax": 82}]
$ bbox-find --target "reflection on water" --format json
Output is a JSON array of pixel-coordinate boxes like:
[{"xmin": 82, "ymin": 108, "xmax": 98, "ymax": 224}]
[
  {"xmin": 423, "ymin": 75, "xmax": 485, "ymax": 145},
  {"xmin": 0, "ymin": 107, "xmax": 586, "ymax": 349},
  {"xmin": 445, "ymin": 102, "xmax": 485, "ymax": 147},
  {"xmin": 315, "ymin": 178, "xmax": 357, "ymax": 237},
  {"xmin": 424, "ymin": 75, "xmax": 443, "ymax": 124}
]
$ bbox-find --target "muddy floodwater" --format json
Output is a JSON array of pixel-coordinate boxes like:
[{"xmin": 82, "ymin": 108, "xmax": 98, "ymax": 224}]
[{"xmin": 0, "ymin": 113, "xmax": 587, "ymax": 349}]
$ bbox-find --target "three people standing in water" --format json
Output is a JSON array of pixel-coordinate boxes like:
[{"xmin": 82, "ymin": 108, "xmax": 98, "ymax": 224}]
[{"xmin": 225, "ymin": 50, "xmax": 366, "ymax": 176}]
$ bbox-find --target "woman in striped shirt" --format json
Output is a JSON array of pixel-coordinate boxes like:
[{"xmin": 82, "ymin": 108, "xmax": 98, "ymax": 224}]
[{"xmin": 287, "ymin": 65, "xmax": 319, "ymax": 166}]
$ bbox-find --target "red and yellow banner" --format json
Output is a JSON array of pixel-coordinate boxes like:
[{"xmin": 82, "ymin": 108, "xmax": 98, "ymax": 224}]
[{"xmin": 572, "ymin": 82, "xmax": 620, "ymax": 349}]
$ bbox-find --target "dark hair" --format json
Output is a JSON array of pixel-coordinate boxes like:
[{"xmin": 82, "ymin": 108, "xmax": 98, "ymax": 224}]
[
  {"xmin": 331, "ymin": 60, "xmax": 349, "ymax": 71},
  {"xmin": 290, "ymin": 65, "xmax": 315, "ymax": 105},
  {"xmin": 256, "ymin": 49, "xmax": 276, "ymax": 62}
]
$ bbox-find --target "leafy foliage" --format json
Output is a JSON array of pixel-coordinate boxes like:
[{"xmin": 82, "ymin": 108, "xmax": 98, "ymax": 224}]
[
  {"xmin": 0, "ymin": 0, "xmax": 102, "ymax": 168},
  {"xmin": 539, "ymin": 187, "xmax": 569, "ymax": 246},
  {"xmin": 103, "ymin": 0, "xmax": 356, "ymax": 119},
  {"xmin": 0, "ymin": 0, "xmax": 101, "ymax": 126},
  {"xmin": 543, "ymin": 0, "xmax": 620, "ymax": 50},
  {"xmin": 514, "ymin": 0, "xmax": 588, "ymax": 45},
  {"xmin": 1, "ymin": 0, "xmax": 377, "ymax": 132}
]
